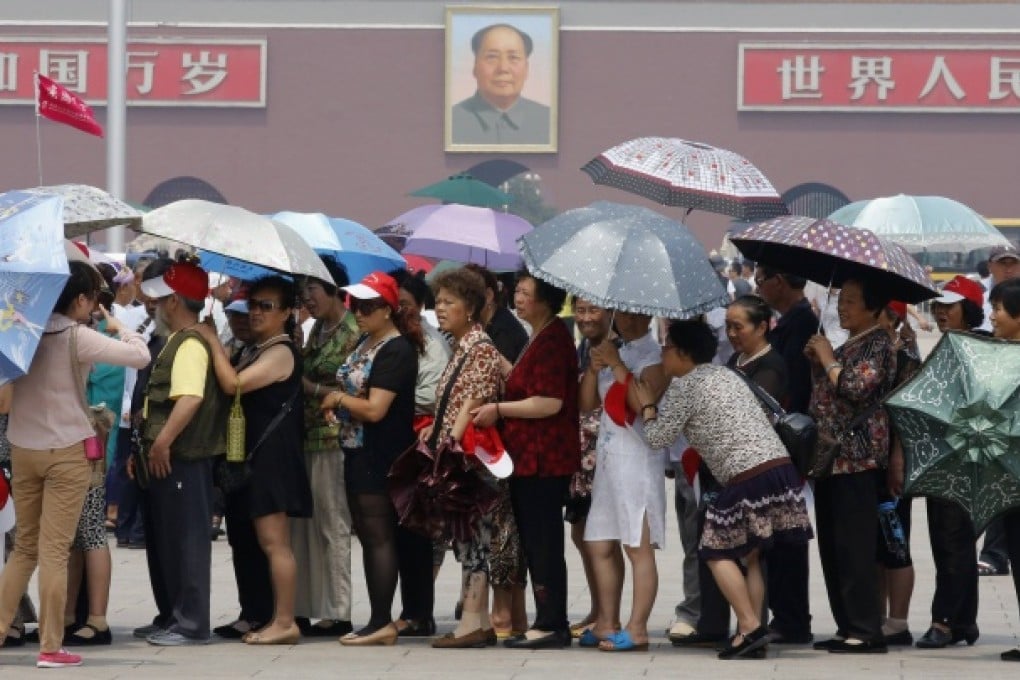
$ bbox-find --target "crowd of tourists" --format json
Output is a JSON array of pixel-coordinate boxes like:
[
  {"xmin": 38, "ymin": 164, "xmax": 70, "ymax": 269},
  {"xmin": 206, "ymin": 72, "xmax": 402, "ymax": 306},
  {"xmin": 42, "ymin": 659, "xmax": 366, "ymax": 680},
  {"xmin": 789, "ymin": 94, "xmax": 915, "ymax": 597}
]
[{"xmin": 1, "ymin": 244, "xmax": 1020, "ymax": 668}]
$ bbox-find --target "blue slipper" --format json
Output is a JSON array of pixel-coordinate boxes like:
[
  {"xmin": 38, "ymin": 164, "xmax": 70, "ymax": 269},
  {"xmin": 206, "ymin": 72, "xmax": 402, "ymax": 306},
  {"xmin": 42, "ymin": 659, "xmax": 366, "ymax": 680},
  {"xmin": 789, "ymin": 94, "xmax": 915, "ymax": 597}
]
[
  {"xmin": 600, "ymin": 630, "xmax": 649, "ymax": 652},
  {"xmin": 579, "ymin": 629, "xmax": 601, "ymax": 648}
]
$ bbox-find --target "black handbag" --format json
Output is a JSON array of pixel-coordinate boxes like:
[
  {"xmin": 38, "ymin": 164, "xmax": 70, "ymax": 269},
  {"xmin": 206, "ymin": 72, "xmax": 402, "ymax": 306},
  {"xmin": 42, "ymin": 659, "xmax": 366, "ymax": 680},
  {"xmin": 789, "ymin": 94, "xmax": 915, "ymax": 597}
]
[
  {"xmin": 729, "ymin": 368, "xmax": 819, "ymax": 477},
  {"xmin": 215, "ymin": 387, "xmax": 299, "ymax": 494}
]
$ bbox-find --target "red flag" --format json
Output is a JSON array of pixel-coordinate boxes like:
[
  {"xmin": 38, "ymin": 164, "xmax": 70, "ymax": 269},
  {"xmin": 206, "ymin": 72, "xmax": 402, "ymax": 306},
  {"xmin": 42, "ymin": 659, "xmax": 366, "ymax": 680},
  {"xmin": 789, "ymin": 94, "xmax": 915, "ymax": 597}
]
[{"xmin": 35, "ymin": 73, "xmax": 103, "ymax": 138}]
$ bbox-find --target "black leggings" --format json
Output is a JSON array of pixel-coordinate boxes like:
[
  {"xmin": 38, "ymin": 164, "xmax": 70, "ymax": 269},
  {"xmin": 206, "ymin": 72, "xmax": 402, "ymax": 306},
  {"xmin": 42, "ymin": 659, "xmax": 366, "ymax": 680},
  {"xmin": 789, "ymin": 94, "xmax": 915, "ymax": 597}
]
[{"xmin": 349, "ymin": 492, "xmax": 399, "ymax": 632}]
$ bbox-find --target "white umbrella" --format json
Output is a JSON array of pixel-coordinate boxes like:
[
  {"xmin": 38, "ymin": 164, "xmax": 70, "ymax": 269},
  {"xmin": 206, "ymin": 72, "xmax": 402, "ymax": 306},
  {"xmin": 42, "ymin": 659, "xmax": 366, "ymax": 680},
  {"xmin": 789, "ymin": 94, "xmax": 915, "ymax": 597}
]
[
  {"xmin": 25, "ymin": 184, "xmax": 142, "ymax": 238},
  {"xmin": 140, "ymin": 199, "xmax": 334, "ymax": 282}
]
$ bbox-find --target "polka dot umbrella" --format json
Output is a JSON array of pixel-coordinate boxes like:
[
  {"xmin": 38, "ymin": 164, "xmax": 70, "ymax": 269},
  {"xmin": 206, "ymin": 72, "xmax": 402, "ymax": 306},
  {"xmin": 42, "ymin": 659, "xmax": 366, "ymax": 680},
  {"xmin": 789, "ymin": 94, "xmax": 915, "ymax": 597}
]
[
  {"xmin": 581, "ymin": 137, "xmax": 789, "ymax": 221},
  {"xmin": 730, "ymin": 215, "xmax": 939, "ymax": 304}
]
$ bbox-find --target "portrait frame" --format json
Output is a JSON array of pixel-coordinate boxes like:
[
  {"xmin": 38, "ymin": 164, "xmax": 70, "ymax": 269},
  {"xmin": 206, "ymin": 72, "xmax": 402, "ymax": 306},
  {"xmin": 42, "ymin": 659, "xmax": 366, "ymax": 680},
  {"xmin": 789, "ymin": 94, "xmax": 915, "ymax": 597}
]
[{"xmin": 444, "ymin": 4, "xmax": 560, "ymax": 153}]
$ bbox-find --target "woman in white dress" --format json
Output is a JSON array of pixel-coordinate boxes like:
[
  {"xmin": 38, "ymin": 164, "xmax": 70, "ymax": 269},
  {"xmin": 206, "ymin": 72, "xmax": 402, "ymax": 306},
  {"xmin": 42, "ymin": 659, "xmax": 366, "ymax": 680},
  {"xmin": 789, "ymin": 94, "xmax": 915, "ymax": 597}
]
[{"xmin": 580, "ymin": 311, "xmax": 668, "ymax": 652}]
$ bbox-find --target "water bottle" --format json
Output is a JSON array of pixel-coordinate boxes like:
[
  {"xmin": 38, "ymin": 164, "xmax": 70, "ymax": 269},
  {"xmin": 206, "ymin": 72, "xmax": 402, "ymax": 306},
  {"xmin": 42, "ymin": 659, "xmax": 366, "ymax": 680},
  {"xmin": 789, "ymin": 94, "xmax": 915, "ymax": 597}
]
[{"xmin": 878, "ymin": 499, "xmax": 907, "ymax": 563}]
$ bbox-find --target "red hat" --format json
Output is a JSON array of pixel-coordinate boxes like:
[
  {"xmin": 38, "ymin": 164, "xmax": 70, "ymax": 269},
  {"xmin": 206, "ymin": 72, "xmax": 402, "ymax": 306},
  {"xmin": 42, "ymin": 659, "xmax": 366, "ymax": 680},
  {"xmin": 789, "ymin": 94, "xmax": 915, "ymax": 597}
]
[
  {"xmin": 140, "ymin": 261, "xmax": 210, "ymax": 302},
  {"xmin": 342, "ymin": 271, "xmax": 399, "ymax": 309},
  {"xmin": 887, "ymin": 301, "xmax": 907, "ymax": 321},
  {"xmin": 934, "ymin": 275, "xmax": 984, "ymax": 308},
  {"xmin": 603, "ymin": 373, "xmax": 636, "ymax": 428}
]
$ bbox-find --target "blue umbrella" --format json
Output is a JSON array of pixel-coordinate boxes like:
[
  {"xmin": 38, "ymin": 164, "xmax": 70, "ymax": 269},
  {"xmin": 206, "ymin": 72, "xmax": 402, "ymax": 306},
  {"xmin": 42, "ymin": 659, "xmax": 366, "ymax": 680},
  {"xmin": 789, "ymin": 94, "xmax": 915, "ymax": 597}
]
[
  {"xmin": 518, "ymin": 201, "xmax": 728, "ymax": 318},
  {"xmin": 0, "ymin": 191, "xmax": 70, "ymax": 384},
  {"xmin": 272, "ymin": 212, "xmax": 405, "ymax": 282}
]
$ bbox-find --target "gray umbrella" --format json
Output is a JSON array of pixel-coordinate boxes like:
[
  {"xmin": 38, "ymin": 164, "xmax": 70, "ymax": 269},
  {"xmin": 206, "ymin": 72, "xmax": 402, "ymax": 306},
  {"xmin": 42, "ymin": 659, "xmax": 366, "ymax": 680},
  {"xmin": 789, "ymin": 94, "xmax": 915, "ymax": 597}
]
[{"xmin": 518, "ymin": 201, "xmax": 729, "ymax": 318}]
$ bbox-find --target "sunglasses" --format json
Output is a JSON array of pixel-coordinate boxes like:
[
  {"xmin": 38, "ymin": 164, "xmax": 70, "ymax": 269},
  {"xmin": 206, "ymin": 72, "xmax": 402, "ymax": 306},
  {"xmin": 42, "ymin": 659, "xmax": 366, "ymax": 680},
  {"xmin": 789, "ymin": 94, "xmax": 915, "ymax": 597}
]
[
  {"xmin": 248, "ymin": 298, "xmax": 283, "ymax": 312},
  {"xmin": 351, "ymin": 298, "xmax": 387, "ymax": 315}
]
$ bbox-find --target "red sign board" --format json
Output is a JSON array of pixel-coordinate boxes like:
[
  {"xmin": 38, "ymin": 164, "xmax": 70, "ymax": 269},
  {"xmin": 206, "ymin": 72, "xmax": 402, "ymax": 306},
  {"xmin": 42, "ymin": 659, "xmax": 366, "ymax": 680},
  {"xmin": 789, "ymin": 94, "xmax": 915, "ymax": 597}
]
[
  {"xmin": 739, "ymin": 43, "xmax": 1020, "ymax": 112},
  {"xmin": 0, "ymin": 37, "xmax": 266, "ymax": 107}
]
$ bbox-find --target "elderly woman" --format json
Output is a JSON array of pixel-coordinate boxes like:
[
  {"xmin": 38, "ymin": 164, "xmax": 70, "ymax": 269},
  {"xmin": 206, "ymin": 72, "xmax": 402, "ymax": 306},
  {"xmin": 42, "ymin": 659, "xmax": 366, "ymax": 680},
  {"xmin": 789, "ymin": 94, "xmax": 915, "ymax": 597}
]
[
  {"xmin": 804, "ymin": 277, "xmax": 897, "ymax": 654},
  {"xmin": 636, "ymin": 319, "xmax": 812, "ymax": 660},
  {"xmin": 393, "ymin": 270, "xmax": 450, "ymax": 637},
  {"xmin": 472, "ymin": 269, "xmax": 579, "ymax": 650},
  {"xmin": 0, "ymin": 261, "xmax": 150, "ymax": 668},
  {"xmin": 580, "ymin": 310, "xmax": 668, "ymax": 652},
  {"xmin": 199, "ymin": 276, "xmax": 313, "ymax": 646},
  {"xmin": 320, "ymin": 271, "xmax": 421, "ymax": 646},
  {"xmin": 291, "ymin": 256, "xmax": 360, "ymax": 638},
  {"xmin": 422, "ymin": 268, "xmax": 503, "ymax": 648}
]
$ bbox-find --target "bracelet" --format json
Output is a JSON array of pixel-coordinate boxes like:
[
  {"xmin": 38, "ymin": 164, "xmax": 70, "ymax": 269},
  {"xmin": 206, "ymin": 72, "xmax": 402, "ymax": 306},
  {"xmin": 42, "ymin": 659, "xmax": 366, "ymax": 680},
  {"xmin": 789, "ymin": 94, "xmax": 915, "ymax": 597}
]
[
  {"xmin": 495, "ymin": 402, "xmax": 502, "ymax": 419},
  {"xmin": 824, "ymin": 362, "xmax": 842, "ymax": 374},
  {"xmin": 641, "ymin": 403, "xmax": 658, "ymax": 412}
]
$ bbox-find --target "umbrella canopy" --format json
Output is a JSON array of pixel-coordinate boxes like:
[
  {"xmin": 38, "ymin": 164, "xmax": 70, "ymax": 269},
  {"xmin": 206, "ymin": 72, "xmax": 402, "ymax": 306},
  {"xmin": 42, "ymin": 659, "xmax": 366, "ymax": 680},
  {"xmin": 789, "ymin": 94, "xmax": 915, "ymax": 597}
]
[
  {"xmin": 519, "ymin": 201, "xmax": 729, "ymax": 318},
  {"xmin": 140, "ymin": 200, "xmax": 334, "ymax": 283},
  {"xmin": 829, "ymin": 194, "xmax": 1011, "ymax": 254},
  {"xmin": 25, "ymin": 184, "xmax": 142, "ymax": 238},
  {"xmin": 887, "ymin": 331, "xmax": 1020, "ymax": 532},
  {"xmin": 731, "ymin": 216, "xmax": 938, "ymax": 303},
  {"xmin": 409, "ymin": 173, "xmax": 511, "ymax": 208},
  {"xmin": 397, "ymin": 204, "xmax": 532, "ymax": 271},
  {"xmin": 581, "ymin": 137, "xmax": 789, "ymax": 221},
  {"xmin": 271, "ymin": 211, "xmax": 404, "ymax": 282},
  {"xmin": 403, "ymin": 254, "xmax": 434, "ymax": 276},
  {"xmin": 0, "ymin": 192, "xmax": 70, "ymax": 384}
]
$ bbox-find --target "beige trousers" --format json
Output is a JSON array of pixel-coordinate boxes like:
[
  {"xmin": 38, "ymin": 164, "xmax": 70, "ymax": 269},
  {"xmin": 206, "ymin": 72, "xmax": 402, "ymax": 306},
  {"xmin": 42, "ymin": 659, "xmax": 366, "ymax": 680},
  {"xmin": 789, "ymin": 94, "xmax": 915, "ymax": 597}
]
[
  {"xmin": 291, "ymin": 448, "xmax": 352, "ymax": 620},
  {"xmin": 0, "ymin": 444, "xmax": 90, "ymax": 652}
]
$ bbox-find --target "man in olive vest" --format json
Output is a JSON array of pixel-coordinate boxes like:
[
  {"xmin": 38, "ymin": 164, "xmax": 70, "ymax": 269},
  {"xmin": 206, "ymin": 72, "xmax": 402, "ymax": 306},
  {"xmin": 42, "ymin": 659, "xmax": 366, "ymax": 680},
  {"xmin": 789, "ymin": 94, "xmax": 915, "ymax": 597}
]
[{"xmin": 139, "ymin": 261, "xmax": 227, "ymax": 646}]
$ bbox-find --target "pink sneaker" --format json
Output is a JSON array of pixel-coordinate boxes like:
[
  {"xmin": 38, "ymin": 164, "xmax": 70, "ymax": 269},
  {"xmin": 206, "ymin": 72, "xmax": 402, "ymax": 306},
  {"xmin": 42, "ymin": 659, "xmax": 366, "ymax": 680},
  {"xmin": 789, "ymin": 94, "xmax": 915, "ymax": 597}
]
[{"xmin": 37, "ymin": 649, "xmax": 83, "ymax": 668}]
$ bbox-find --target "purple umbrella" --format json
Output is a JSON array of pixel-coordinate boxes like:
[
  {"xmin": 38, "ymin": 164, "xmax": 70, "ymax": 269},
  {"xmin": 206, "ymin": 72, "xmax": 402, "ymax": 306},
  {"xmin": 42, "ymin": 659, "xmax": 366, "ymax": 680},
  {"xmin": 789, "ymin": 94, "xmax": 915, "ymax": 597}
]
[
  {"xmin": 731, "ymin": 216, "xmax": 939, "ymax": 303},
  {"xmin": 394, "ymin": 204, "xmax": 532, "ymax": 271}
]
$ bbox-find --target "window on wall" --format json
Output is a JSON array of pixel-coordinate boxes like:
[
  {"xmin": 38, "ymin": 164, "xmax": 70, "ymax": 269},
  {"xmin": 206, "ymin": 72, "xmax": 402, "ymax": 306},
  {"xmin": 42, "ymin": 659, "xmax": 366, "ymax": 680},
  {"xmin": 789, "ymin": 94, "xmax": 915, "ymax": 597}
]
[
  {"xmin": 781, "ymin": 182, "xmax": 851, "ymax": 219},
  {"xmin": 143, "ymin": 176, "xmax": 227, "ymax": 209}
]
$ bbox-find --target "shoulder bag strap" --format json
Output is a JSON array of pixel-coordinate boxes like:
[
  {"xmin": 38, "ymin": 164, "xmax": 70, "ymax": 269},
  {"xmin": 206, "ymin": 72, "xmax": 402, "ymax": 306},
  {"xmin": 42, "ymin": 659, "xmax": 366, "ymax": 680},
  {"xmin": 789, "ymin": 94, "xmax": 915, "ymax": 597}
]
[
  {"xmin": 728, "ymin": 366, "xmax": 786, "ymax": 418},
  {"xmin": 68, "ymin": 325, "xmax": 95, "ymax": 432},
  {"xmin": 428, "ymin": 339, "xmax": 492, "ymax": 450},
  {"xmin": 246, "ymin": 387, "xmax": 301, "ymax": 459}
]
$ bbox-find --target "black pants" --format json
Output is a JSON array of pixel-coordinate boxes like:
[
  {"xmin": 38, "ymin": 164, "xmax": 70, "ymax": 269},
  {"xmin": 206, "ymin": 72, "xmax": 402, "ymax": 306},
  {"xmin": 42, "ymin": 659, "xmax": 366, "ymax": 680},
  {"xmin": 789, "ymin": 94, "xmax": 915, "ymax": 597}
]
[
  {"xmin": 509, "ymin": 475, "xmax": 569, "ymax": 633},
  {"xmin": 694, "ymin": 473, "xmax": 730, "ymax": 636},
  {"xmin": 927, "ymin": 498, "xmax": 978, "ymax": 627},
  {"xmin": 1002, "ymin": 510, "xmax": 1020, "ymax": 611},
  {"xmin": 224, "ymin": 485, "xmax": 273, "ymax": 625},
  {"xmin": 814, "ymin": 469, "xmax": 883, "ymax": 643},
  {"xmin": 113, "ymin": 427, "xmax": 145, "ymax": 544},
  {"xmin": 980, "ymin": 516, "xmax": 1009, "ymax": 572},
  {"xmin": 765, "ymin": 542, "xmax": 813, "ymax": 636},
  {"xmin": 141, "ymin": 483, "xmax": 172, "ymax": 628},
  {"xmin": 396, "ymin": 524, "xmax": 435, "ymax": 622},
  {"xmin": 147, "ymin": 458, "xmax": 214, "ymax": 639}
]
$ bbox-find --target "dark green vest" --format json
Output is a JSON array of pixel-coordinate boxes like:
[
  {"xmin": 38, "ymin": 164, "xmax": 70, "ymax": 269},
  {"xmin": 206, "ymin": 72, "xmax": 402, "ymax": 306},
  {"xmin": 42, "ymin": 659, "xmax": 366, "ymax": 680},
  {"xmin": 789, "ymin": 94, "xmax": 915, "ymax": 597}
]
[{"xmin": 142, "ymin": 329, "xmax": 227, "ymax": 460}]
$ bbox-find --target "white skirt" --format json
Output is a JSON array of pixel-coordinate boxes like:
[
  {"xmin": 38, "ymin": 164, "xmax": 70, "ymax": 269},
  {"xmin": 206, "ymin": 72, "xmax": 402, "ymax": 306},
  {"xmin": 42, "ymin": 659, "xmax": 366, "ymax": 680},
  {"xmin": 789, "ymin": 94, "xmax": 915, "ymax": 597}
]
[{"xmin": 583, "ymin": 422, "xmax": 667, "ymax": 548}]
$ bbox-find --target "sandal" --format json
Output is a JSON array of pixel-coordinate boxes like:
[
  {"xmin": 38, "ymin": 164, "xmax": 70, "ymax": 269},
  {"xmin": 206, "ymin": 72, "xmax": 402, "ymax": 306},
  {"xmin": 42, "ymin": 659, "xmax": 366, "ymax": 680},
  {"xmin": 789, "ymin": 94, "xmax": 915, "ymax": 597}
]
[
  {"xmin": 598, "ymin": 630, "xmax": 649, "ymax": 652},
  {"xmin": 64, "ymin": 623, "xmax": 112, "ymax": 646}
]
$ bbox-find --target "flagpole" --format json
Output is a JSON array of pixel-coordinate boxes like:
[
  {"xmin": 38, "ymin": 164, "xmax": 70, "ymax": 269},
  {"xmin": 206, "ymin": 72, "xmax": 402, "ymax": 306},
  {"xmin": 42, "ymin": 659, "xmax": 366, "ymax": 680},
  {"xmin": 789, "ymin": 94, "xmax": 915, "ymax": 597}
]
[
  {"xmin": 105, "ymin": 0, "xmax": 127, "ymax": 253},
  {"xmin": 33, "ymin": 71, "xmax": 43, "ymax": 185}
]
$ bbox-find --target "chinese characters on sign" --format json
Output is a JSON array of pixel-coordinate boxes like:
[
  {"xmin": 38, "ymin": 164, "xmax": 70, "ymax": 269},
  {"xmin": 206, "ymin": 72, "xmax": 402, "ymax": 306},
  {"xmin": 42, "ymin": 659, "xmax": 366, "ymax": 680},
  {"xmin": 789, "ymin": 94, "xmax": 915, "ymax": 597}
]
[
  {"xmin": 739, "ymin": 44, "xmax": 1020, "ymax": 112},
  {"xmin": 0, "ymin": 37, "xmax": 266, "ymax": 107}
]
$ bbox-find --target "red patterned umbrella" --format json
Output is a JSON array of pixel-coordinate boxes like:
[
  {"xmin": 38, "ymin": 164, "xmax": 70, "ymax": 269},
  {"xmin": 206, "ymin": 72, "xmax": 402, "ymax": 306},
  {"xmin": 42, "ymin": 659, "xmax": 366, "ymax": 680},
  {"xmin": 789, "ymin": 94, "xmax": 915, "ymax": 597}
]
[
  {"xmin": 731, "ymin": 216, "xmax": 939, "ymax": 303},
  {"xmin": 581, "ymin": 137, "xmax": 789, "ymax": 221}
]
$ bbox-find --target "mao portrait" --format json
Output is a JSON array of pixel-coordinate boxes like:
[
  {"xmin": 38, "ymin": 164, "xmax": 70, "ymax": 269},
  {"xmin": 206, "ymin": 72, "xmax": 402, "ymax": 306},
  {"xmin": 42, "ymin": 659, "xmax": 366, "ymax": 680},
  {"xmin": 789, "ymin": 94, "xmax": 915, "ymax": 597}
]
[{"xmin": 445, "ymin": 6, "xmax": 559, "ymax": 153}]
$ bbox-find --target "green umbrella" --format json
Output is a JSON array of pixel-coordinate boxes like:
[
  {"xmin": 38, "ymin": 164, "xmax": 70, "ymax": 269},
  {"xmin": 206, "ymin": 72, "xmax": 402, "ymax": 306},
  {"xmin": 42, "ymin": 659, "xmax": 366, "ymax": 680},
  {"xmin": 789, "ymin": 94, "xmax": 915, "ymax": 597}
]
[
  {"xmin": 409, "ymin": 173, "xmax": 511, "ymax": 208},
  {"xmin": 887, "ymin": 331, "xmax": 1020, "ymax": 532}
]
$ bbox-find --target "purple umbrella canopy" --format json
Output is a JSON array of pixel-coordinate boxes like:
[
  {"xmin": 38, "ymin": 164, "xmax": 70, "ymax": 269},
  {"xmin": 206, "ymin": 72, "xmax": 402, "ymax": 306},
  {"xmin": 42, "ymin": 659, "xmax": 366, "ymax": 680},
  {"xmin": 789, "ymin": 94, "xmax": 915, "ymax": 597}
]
[
  {"xmin": 731, "ymin": 216, "xmax": 939, "ymax": 303},
  {"xmin": 393, "ymin": 204, "xmax": 532, "ymax": 271}
]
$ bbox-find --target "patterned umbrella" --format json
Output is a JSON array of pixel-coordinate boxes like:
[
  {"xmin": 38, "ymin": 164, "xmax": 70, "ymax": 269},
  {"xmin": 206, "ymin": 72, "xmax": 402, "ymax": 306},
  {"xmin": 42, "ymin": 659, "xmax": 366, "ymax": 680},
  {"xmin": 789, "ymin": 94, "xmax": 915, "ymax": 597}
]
[
  {"xmin": 25, "ymin": 184, "xmax": 142, "ymax": 238},
  {"xmin": 888, "ymin": 331, "xmax": 1020, "ymax": 533},
  {"xmin": 409, "ymin": 173, "xmax": 511, "ymax": 208},
  {"xmin": 829, "ymin": 194, "xmax": 1011, "ymax": 254},
  {"xmin": 581, "ymin": 137, "xmax": 788, "ymax": 221},
  {"xmin": 397, "ymin": 204, "xmax": 532, "ymax": 271},
  {"xmin": 519, "ymin": 201, "xmax": 729, "ymax": 318},
  {"xmin": 730, "ymin": 216, "xmax": 938, "ymax": 303}
]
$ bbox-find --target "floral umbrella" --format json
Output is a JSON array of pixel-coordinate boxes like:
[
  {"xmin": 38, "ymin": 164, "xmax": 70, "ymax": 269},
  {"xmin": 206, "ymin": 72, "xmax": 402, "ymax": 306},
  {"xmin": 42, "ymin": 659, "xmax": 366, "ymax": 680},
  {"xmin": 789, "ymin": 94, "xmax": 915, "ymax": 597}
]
[
  {"xmin": 730, "ymin": 215, "xmax": 939, "ymax": 303},
  {"xmin": 25, "ymin": 184, "xmax": 142, "ymax": 238},
  {"xmin": 581, "ymin": 137, "xmax": 788, "ymax": 221}
]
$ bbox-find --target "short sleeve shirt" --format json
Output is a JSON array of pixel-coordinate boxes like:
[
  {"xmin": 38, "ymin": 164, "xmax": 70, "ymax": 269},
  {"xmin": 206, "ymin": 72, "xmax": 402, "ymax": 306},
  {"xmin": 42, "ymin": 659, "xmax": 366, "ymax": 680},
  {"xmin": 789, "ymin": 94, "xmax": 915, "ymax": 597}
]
[
  {"xmin": 169, "ymin": 337, "xmax": 208, "ymax": 399},
  {"xmin": 435, "ymin": 325, "xmax": 502, "ymax": 440}
]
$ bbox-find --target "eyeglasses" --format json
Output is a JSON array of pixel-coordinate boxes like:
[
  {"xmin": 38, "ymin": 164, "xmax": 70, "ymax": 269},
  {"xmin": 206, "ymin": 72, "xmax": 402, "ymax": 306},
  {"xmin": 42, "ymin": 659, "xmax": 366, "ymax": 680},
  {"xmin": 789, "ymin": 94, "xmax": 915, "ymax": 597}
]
[
  {"xmin": 248, "ymin": 298, "xmax": 283, "ymax": 312},
  {"xmin": 351, "ymin": 298, "xmax": 386, "ymax": 315},
  {"xmin": 754, "ymin": 274, "xmax": 774, "ymax": 287}
]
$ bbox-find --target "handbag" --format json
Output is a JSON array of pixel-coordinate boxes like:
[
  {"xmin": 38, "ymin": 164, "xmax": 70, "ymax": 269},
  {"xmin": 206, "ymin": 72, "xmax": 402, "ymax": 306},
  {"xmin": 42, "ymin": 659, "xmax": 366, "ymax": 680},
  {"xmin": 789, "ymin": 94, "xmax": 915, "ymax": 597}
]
[
  {"xmin": 808, "ymin": 402, "xmax": 884, "ymax": 479},
  {"xmin": 226, "ymin": 378, "xmax": 246, "ymax": 463},
  {"xmin": 215, "ymin": 386, "xmax": 300, "ymax": 494},
  {"xmin": 69, "ymin": 326, "xmax": 116, "ymax": 485},
  {"xmin": 729, "ymin": 367, "xmax": 818, "ymax": 478}
]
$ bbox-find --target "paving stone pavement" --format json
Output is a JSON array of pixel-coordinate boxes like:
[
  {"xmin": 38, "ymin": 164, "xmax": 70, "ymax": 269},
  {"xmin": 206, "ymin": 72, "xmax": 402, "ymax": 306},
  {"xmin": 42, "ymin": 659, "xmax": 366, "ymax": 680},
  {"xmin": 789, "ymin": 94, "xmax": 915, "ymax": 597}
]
[{"xmin": 7, "ymin": 328, "xmax": 1018, "ymax": 679}]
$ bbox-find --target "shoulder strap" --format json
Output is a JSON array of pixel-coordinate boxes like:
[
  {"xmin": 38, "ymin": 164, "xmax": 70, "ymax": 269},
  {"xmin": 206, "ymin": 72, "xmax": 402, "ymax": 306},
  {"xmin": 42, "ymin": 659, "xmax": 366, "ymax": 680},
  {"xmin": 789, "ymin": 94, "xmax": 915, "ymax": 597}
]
[
  {"xmin": 69, "ymin": 325, "xmax": 95, "ymax": 431},
  {"xmin": 247, "ymin": 386, "xmax": 301, "ymax": 459},
  {"xmin": 428, "ymin": 338, "xmax": 492, "ymax": 450},
  {"xmin": 728, "ymin": 366, "xmax": 786, "ymax": 418}
]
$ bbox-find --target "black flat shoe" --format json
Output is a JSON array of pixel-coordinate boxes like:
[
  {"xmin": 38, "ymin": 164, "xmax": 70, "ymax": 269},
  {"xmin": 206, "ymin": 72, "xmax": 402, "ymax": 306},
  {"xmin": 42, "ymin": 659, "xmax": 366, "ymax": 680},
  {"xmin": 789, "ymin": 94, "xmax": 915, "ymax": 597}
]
[
  {"xmin": 503, "ymin": 629, "xmax": 570, "ymax": 649},
  {"xmin": 812, "ymin": 637, "xmax": 845, "ymax": 651},
  {"xmin": 828, "ymin": 639, "xmax": 888, "ymax": 654},
  {"xmin": 213, "ymin": 621, "xmax": 251, "ymax": 639},
  {"xmin": 63, "ymin": 624, "xmax": 112, "ymax": 646},
  {"xmin": 305, "ymin": 620, "xmax": 354, "ymax": 637},
  {"xmin": 916, "ymin": 626, "xmax": 952, "ymax": 649},
  {"xmin": 397, "ymin": 618, "xmax": 436, "ymax": 637},
  {"xmin": 718, "ymin": 625, "xmax": 770, "ymax": 660},
  {"xmin": 768, "ymin": 629, "xmax": 814, "ymax": 645},
  {"xmin": 884, "ymin": 629, "xmax": 913, "ymax": 646},
  {"xmin": 1, "ymin": 629, "xmax": 24, "ymax": 648},
  {"xmin": 951, "ymin": 624, "xmax": 979, "ymax": 646},
  {"xmin": 670, "ymin": 631, "xmax": 727, "ymax": 648},
  {"xmin": 1002, "ymin": 648, "xmax": 1020, "ymax": 661}
]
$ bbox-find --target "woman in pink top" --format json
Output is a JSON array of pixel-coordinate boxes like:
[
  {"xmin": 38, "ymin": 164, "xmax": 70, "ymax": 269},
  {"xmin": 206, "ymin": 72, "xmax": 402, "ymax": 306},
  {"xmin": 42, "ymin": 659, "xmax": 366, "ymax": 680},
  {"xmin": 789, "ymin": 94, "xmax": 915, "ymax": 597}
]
[{"xmin": 0, "ymin": 261, "xmax": 150, "ymax": 669}]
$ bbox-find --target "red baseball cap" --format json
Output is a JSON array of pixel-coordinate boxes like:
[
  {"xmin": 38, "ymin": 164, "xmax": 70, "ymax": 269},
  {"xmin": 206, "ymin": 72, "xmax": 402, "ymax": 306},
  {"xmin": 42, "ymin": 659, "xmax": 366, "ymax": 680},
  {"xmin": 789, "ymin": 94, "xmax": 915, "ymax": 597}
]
[
  {"xmin": 140, "ymin": 261, "xmax": 210, "ymax": 302},
  {"xmin": 935, "ymin": 275, "xmax": 984, "ymax": 308},
  {"xmin": 887, "ymin": 301, "xmax": 907, "ymax": 321},
  {"xmin": 342, "ymin": 271, "xmax": 399, "ymax": 309}
]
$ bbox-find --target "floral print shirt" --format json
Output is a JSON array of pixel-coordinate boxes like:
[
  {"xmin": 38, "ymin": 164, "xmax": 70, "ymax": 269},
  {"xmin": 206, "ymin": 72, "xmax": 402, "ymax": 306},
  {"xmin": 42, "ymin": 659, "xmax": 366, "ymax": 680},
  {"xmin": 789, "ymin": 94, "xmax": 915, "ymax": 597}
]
[
  {"xmin": 434, "ymin": 324, "xmax": 502, "ymax": 441},
  {"xmin": 336, "ymin": 333, "xmax": 399, "ymax": 449},
  {"xmin": 809, "ymin": 327, "xmax": 897, "ymax": 475},
  {"xmin": 302, "ymin": 313, "xmax": 359, "ymax": 452}
]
